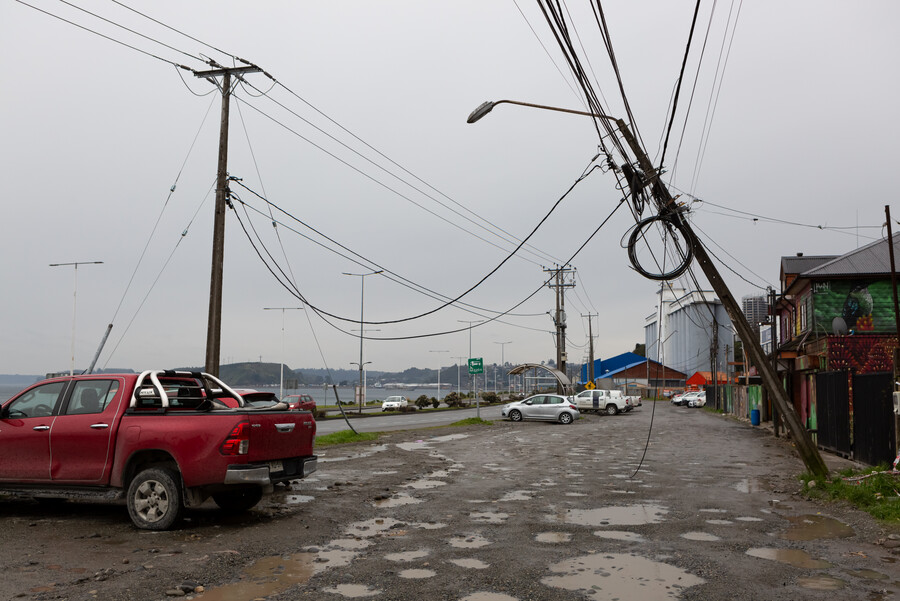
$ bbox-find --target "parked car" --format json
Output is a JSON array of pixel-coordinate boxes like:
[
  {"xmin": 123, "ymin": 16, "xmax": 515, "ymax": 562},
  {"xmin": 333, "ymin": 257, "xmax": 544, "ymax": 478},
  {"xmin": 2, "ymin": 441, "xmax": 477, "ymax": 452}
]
[
  {"xmin": 571, "ymin": 389, "xmax": 631, "ymax": 415},
  {"xmin": 381, "ymin": 395, "xmax": 408, "ymax": 411},
  {"xmin": 281, "ymin": 394, "xmax": 316, "ymax": 412},
  {"xmin": 677, "ymin": 391, "xmax": 702, "ymax": 407},
  {"xmin": 235, "ymin": 389, "xmax": 281, "ymax": 408},
  {"xmin": 0, "ymin": 370, "xmax": 317, "ymax": 530},
  {"xmin": 501, "ymin": 394, "xmax": 580, "ymax": 424},
  {"xmin": 688, "ymin": 391, "xmax": 707, "ymax": 408}
]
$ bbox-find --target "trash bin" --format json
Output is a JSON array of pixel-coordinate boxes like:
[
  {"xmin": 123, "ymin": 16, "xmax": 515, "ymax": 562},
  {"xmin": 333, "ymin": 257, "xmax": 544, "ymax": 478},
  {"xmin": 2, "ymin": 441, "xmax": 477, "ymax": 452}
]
[{"xmin": 750, "ymin": 409, "xmax": 760, "ymax": 426}]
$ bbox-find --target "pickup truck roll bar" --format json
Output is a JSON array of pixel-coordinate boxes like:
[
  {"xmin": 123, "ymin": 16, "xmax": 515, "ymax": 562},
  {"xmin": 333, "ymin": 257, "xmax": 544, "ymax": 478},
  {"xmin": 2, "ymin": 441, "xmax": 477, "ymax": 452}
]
[{"xmin": 131, "ymin": 370, "xmax": 247, "ymax": 409}]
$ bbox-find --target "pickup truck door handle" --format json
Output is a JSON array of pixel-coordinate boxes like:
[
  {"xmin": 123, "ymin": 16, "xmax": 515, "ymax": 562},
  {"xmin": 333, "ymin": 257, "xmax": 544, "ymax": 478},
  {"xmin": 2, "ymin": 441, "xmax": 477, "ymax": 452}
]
[
  {"xmin": 32, "ymin": 425, "xmax": 50, "ymax": 431},
  {"xmin": 90, "ymin": 423, "xmax": 110, "ymax": 429},
  {"xmin": 275, "ymin": 423, "xmax": 295, "ymax": 433}
]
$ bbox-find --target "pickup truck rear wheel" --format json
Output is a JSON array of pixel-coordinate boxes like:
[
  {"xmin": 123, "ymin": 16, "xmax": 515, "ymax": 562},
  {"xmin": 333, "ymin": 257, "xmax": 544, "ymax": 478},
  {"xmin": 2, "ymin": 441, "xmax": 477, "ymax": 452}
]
[
  {"xmin": 213, "ymin": 487, "xmax": 264, "ymax": 512},
  {"xmin": 605, "ymin": 404, "xmax": 618, "ymax": 416},
  {"xmin": 127, "ymin": 468, "xmax": 183, "ymax": 531}
]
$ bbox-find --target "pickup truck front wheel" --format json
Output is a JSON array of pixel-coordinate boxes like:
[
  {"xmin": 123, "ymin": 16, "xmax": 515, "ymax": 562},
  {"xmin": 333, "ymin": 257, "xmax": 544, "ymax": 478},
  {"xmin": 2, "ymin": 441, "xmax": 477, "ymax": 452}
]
[
  {"xmin": 605, "ymin": 404, "xmax": 618, "ymax": 416},
  {"xmin": 127, "ymin": 468, "xmax": 183, "ymax": 531},
  {"xmin": 213, "ymin": 487, "xmax": 264, "ymax": 512}
]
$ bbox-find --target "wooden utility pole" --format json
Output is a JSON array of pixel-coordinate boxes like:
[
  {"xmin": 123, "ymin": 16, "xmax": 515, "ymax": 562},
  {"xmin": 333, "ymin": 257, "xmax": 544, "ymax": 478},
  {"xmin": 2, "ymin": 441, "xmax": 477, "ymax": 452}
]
[
  {"xmin": 194, "ymin": 65, "xmax": 260, "ymax": 376},
  {"xmin": 884, "ymin": 206, "xmax": 900, "ymax": 459},
  {"xmin": 545, "ymin": 265, "xmax": 575, "ymax": 392},
  {"xmin": 582, "ymin": 312, "xmax": 597, "ymax": 383},
  {"xmin": 615, "ymin": 118, "xmax": 829, "ymax": 479}
]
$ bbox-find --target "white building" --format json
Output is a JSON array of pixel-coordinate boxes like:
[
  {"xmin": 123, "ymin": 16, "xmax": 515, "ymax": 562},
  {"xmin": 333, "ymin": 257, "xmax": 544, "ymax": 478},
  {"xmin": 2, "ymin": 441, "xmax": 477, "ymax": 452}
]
[{"xmin": 644, "ymin": 287, "xmax": 734, "ymax": 378}]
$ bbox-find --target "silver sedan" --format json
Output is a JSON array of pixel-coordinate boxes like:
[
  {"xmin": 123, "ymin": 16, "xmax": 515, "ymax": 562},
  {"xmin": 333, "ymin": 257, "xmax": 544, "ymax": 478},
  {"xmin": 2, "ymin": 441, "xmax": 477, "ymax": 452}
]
[{"xmin": 501, "ymin": 394, "xmax": 580, "ymax": 424}]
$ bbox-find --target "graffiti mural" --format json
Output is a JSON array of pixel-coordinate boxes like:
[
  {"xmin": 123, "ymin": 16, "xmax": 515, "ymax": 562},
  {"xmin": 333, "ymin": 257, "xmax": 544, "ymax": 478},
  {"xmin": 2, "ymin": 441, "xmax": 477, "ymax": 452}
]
[
  {"xmin": 813, "ymin": 279, "xmax": 898, "ymax": 334},
  {"xmin": 827, "ymin": 335, "xmax": 897, "ymax": 373}
]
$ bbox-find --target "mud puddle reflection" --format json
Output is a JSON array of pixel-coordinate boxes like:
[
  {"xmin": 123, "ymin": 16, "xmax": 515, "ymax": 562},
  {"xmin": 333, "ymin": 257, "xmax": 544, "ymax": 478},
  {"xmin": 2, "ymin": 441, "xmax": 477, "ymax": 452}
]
[
  {"xmin": 745, "ymin": 547, "xmax": 832, "ymax": 569},
  {"xmin": 782, "ymin": 514, "xmax": 854, "ymax": 540},
  {"xmin": 195, "ymin": 553, "xmax": 314, "ymax": 600},
  {"xmin": 560, "ymin": 504, "xmax": 668, "ymax": 526}
]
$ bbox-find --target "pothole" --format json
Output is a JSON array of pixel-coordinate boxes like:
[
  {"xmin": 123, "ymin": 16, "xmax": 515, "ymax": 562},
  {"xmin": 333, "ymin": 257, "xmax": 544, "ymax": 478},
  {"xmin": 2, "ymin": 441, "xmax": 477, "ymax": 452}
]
[
  {"xmin": 542, "ymin": 553, "xmax": 704, "ymax": 600},
  {"xmin": 745, "ymin": 547, "xmax": 832, "ymax": 569},
  {"xmin": 384, "ymin": 549, "xmax": 430, "ymax": 562},
  {"xmin": 592, "ymin": 530, "xmax": 646, "ymax": 542},
  {"xmin": 192, "ymin": 553, "xmax": 314, "ymax": 600},
  {"xmin": 322, "ymin": 584, "xmax": 382, "ymax": 598},
  {"xmin": 450, "ymin": 558, "xmax": 490, "ymax": 569},
  {"xmin": 449, "ymin": 534, "xmax": 491, "ymax": 548},
  {"xmin": 374, "ymin": 492, "xmax": 422, "ymax": 508},
  {"xmin": 470, "ymin": 512, "xmax": 509, "ymax": 524},
  {"xmin": 681, "ymin": 532, "xmax": 720, "ymax": 541},
  {"xmin": 398, "ymin": 569, "xmax": 436, "ymax": 579},
  {"xmin": 560, "ymin": 504, "xmax": 668, "ymax": 526},
  {"xmin": 460, "ymin": 593, "xmax": 519, "ymax": 601},
  {"xmin": 797, "ymin": 575, "xmax": 846, "ymax": 590},
  {"xmin": 782, "ymin": 515, "xmax": 854, "ymax": 541},
  {"xmin": 535, "ymin": 532, "xmax": 572, "ymax": 543}
]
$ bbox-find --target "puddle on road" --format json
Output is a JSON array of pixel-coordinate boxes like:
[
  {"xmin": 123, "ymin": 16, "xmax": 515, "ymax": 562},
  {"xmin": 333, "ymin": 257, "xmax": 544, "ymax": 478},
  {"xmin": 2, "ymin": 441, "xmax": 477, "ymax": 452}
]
[
  {"xmin": 735, "ymin": 516, "xmax": 763, "ymax": 522},
  {"xmin": 398, "ymin": 568, "xmax": 436, "ymax": 579},
  {"xmin": 499, "ymin": 490, "xmax": 533, "ymax": 501},
  {"xmin": 404, "ymin": 480, "xmax": 447, "ymax": 490},
  {"xmin": 797, "ymin": 575, "xmax": 847, "ymax": 590},
  {"xmin": 285, "ymin": 495, "xmax": 315, "ymax": 504},
  {"xmin": 560, "ymin": 504, "xmax": 668, "ymax": 526},
  {"xmin": 705, "ymin": 519, "xmax": 733, "ymax": 525},
  {"xmin": 846, "ymin": 569, "xmax": 888, "ymax": 580},
  {"xmin": 734, "ymin": 479, "xmax": 765, "ymax": 493},
  {"xmin": 542, "ymin": 552, "xmax": 704, "ymax": 600},
  {"xmin": 374, "ymin": 492, "xmax": 422, "ymax": 508},
  {"xmin": 698, "ymin": 508, "xmax": 728, "ymax": 514},
  {"xmin": 782, "ymin": 514, "xmax": 854, "ymax": 541},
  {"xmin": 746, "ymin": 548, "xmax": 833, "ymax": 569},
  {"xmin": 610, "ymin": 490, "xmax": 636, "ymax": 495},
  {"xmin": 592, "ymin": 530, "xmax": 645, "ymax": 542},
  {"xmin": 323, "ymin": 584, "xmax": 382, "ymax": 598},
  {"xmin": 430, "ymin": 434, "xmax": 470, "ymax": 443},
  {"xmin": 408, "ymin": 521, "xmax": 447, "ymax": 530},
  {"xmin": 565, "ymin": 492, "xmax": 588, "ymax": 497},
  {"xmin": 396, "ymin": 441, "xmax": 430, "ymax": 451},
  {"xmin": 328, "ymin": 539, "xmax": 371, "ymax": 551},
  {"xmin": 313, "ymin": 549, "xmax": 357, "ymax": 571},
  {"xmin": 450, "ymin": 558, "xmax": 490, "ymax": 569},
  {"xmin": 371, "ymin": 470, "xmax": 397, "ymax": 476},
  {"xmin": 344, "ymin": 517, "xmax": 403, "ymax": 538},
  {"xmin": 470, "ymin": 512, "xmax": 509, "ymax": 524},
  {"xmin": 681, "ymin": 532, "xmax": 721, "ymax": 541},
  {"xmin": 384, "ymin": 549, "xmax": 430, "ymax": 562},
  {"xmin": 449, "ymin": 534, "xmax": 491, "ymax": 548},
  {"xmin": 535, "ymin": 532, "xmax": 572, "ymax": 543},
  {"xmin": 320, "ymin": 445, "xmax": 389, "ymax": 463},
  {"xmin": 460, "ymin": 593, "xmax": 519, "ymax": 601},
  {"xmin": 194, "ymin": 553, "xmax": 315, "ymax": 601}
]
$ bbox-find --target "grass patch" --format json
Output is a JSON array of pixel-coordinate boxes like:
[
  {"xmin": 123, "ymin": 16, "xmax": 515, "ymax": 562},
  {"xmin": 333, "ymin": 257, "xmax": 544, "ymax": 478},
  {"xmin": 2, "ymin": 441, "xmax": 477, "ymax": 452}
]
[
  {"xmin": 449, "ymin": 417, "xmax": 493, "ymax": 427},
  {"xmin": 799, "ymin": 465, "xmax": 900, "ymax": 523},
  {"xmin": 315, "ymin": 430, "xmax": 381, "ymax": 447}
]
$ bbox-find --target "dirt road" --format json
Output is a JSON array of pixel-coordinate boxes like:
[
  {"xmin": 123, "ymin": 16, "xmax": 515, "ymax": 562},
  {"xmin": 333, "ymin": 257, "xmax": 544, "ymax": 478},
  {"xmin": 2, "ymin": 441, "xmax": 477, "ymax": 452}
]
[{"xmin": 1, "ymin": 403, "xmax": 898, "ymax": 601}]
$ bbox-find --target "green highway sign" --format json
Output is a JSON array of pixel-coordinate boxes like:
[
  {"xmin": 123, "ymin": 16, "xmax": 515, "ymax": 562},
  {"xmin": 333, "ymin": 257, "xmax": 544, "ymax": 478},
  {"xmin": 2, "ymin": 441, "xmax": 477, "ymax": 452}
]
[{"xmin": 468, "ymin": 358, "xmax": 484, "ymax": 375}]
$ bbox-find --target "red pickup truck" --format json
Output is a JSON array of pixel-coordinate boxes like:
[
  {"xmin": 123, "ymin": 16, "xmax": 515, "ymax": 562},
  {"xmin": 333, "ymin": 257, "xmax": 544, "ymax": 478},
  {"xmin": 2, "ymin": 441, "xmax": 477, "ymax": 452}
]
[{"xmin": 0, "ymin": 370, "xmax": 317, "ymax": 530}]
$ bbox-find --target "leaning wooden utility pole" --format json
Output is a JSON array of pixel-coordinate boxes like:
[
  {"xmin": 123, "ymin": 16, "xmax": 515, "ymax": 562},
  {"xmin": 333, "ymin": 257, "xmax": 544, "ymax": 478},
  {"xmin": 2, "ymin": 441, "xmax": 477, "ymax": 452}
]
[
  {"xmin": 582, "ymin": 312, "xmax": 597, "ymax": 383},
  {"xmin": 615, "ymin": 118, "xmax": 830, "ymax": 479},
  {"xmin": 194, "ymin": 65, "xmax": 261, "ymax": 377}
]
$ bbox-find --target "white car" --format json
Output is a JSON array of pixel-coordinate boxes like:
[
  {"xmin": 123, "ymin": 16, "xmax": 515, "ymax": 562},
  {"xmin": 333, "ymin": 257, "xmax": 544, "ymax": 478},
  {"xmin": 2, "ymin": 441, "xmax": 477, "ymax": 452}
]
[
  {"xmin": 381, "ymin": 395, "xmax": 408, "ymax": 411},
  {"xmin": 501, "ymin": 394, "xmax": 580, "ymax": 424},
  {"xmin": 688, "ymin": 391, "xmax": 707, "ymax": 408}
]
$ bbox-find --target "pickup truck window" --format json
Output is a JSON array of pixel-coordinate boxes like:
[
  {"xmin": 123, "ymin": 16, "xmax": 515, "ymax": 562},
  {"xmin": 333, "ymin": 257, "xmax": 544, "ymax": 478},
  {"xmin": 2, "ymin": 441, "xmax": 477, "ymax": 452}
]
[
  {"xmin": 67, "ymin": 380, "xmax": 119, "ymax": 415},
  {"xmin": 5, "ymin": 381, "xmax": 66, "ymax": 418}
]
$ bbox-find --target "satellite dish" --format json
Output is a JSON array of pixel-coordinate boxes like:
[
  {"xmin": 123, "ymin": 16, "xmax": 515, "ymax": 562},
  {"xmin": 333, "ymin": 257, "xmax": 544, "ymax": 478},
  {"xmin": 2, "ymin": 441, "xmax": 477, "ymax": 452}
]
[{"xmin": 832, "ymin": 317, "xmax": 849, "ymax": 336}]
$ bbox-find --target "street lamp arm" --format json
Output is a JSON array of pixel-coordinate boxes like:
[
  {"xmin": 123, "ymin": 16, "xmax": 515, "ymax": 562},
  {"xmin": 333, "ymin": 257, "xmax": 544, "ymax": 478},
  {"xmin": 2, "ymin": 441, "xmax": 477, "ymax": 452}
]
[{"xmin": 467, "ymin": 100, "xmax": 615, "ymax": 124}]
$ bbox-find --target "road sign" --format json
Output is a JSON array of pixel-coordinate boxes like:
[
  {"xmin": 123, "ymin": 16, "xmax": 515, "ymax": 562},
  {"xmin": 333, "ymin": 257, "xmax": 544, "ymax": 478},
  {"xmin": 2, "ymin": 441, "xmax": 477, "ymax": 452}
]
[
  {"xmin": 584, "ymin": 381, "xmax": 596, "ymax": 390},
  {"xmin": 468, "ymin": 358, "xmax": 484, "ymax": 374}
]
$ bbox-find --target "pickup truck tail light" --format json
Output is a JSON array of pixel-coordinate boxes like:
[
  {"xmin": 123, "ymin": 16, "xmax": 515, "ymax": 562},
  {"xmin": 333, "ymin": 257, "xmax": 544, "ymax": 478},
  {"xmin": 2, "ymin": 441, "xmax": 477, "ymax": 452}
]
[{"xmin": 220, "ymin": 421, "xmax": 251, "ymax": 455}]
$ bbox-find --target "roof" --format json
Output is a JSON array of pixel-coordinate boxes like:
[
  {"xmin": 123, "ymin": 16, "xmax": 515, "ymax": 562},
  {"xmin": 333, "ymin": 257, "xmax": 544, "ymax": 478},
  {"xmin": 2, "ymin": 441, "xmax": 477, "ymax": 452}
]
[
  {"xmin": 780, "ymin": 255, "xmax": 838, "ymax": 280},
  {"xmin": 801, "ymin": 232, "xmax": 900, "ymax": 277}
]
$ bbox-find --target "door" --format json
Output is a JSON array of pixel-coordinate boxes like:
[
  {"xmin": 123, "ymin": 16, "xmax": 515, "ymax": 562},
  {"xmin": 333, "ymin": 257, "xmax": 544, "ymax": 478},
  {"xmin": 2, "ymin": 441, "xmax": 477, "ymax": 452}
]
[
  {"xmin": 49, "ymin": 379, "xmax": 122, "ymax": 482},
  {"xmin": 0, "ymin": 381, "xmax": 68, "ymax": 481},
  {"xmin": 522, "ymin": 396, "xmax": 546, "ymax": 419}
]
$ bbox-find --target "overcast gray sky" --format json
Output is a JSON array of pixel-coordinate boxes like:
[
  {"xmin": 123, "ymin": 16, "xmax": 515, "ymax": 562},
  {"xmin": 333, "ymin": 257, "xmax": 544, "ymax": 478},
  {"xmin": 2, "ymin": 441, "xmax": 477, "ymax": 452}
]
[{"xmin": 1, "ymin": 1, "xmax": 897, "ymax": 377}]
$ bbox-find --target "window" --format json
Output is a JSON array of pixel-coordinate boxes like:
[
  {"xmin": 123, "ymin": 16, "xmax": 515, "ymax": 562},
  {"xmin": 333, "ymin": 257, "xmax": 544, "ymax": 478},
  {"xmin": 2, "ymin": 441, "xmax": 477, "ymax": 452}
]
[
  {"xmin": 5, "ymin": 381, "xmax": 66, "ymax": 418},
  {"xmin": 67, "ymin": 380, "xmax": 119, "ymax": 415}
]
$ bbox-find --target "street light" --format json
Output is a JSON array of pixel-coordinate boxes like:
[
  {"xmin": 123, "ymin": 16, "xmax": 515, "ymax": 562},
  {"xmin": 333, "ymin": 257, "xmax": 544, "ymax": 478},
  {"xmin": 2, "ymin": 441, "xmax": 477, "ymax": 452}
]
[
  {"xmin": 350, "ymin": 361, "xmax": 372, "ymax": 409},
  {"xmin": 494, "ymin": 340, "xmax": 512, "ymax": 394},
  {"xmin": 343, "ymin": 270, "xmax": 383, "ymax": 413},
  {"xmin": 429, "ymin": 350, "xmax": 449, "ymax": 403},
  {"xmin": 453, "ymin": 356, "xmax": 467, "ymax": 398},
  {"xmin": 263, "ymin": 306, "xmax": 304, "ymax": 399},
  {"xmin": 49, "ymin": 261, "xmax": 103, "ymax": 376}
]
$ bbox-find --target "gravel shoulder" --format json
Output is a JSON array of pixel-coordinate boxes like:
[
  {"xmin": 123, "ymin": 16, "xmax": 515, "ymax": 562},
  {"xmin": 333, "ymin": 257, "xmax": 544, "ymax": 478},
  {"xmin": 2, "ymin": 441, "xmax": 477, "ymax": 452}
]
[{"xmin": 2, "ymin": 403, "xmax": 898, "ymax": 601}]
